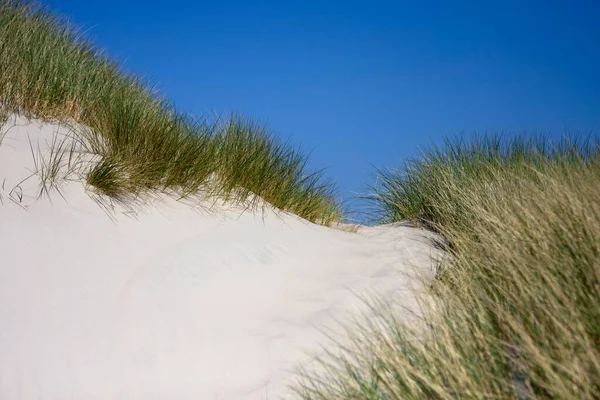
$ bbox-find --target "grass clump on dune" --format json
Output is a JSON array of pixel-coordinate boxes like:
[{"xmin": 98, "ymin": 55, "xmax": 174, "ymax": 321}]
[
  {"xmin": 295, "ymin": 135, "xmax": 600, "ymax": 399},
  {"xmin": 0, "ymin": 0, "xmax": 340, "ymax": 224},
  {"xmin": 370, "ymin": 134, "xmax": 597, "ymax": 229}
]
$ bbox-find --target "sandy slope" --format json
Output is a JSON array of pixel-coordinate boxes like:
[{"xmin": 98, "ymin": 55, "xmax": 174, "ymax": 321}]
[{"xmin": 0, "ymin": 115, "xmax": 442, "ymax": 399}]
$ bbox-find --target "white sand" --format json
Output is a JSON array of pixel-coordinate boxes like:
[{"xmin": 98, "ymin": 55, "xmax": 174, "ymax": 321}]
[{"xmin": 0, "ymin": 115, "xmax": 442, "ymax": 399}]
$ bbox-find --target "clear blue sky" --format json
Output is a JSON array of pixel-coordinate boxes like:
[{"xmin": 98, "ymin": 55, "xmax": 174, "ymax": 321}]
[{"xmin": 45, "ymin": 0, "xmax": 599, "ymax": 219}]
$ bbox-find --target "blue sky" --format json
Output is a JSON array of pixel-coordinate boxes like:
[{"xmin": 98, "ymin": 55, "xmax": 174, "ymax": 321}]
[{"xmin": 46, "ymin": 0, "xmax": 599, "ymax": 219}]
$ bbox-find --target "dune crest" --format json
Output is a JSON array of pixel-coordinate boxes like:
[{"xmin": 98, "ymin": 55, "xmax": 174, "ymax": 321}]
[{"xmin": 0, "ymin": 115, "xmax": 441, "ymax": 399}]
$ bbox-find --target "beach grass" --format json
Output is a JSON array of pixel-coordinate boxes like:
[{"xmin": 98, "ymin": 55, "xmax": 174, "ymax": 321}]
[
  {"xmin": 3, "ymin": 1, "xmax": 599, "ymax": 397},
  {"xmin": 294, "ymin": 135, "xmax": 600, "ymax": 399},
  {"xmin": 0, "ymin": 0, "xmax": 340, "ymax": 224}
]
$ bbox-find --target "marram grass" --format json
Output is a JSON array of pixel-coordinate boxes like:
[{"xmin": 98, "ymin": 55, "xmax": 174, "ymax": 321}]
[
  {"xmin": 0, "ymin": 0, "xmax": 340, "ymax": 224},
  {"xmin": 4, "ymin": 0, "xmax": 598, "ymax": 397},
  {"xmin": 294, "ymin": 135, "xmax": 600, "ymax": 399}
]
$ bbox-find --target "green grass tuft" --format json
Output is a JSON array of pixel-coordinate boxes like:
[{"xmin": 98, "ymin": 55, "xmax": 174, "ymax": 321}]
[
  {"xmin": 295, "ymin": 134, "xmax": 600, "ymax": 399},
  {"xmin": 369, "ymin": 134, "xmax": 597, "ymax": 229},
  {"xmin": 0, "ymin": 0, "xmax": 340, "ymax": 224}
]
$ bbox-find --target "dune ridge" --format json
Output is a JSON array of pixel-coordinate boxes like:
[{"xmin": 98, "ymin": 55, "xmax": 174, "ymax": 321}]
[{"xmin": 0, "ymin": 114, "xmax": 442, "ymax": 399}]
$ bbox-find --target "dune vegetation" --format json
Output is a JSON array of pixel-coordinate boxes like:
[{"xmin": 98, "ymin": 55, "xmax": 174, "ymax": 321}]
[
  {"xmin": 0, "ymin": 0, "xmax": 340, "ymax": 224},
  {"xmin": 294, "ymin": 135, "xmax": 600, "ymax": 399},
  {"xmin": 2, "ymin": 0, "xmax": 599, "ymax": 399}
]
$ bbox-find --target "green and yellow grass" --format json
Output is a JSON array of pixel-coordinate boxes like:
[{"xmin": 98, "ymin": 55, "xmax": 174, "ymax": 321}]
[
  {"xmin": 0, "ymin": 0, "xmax": 340, "ymax": 224},
  {"xmin": 2, "ymin": 1, "xmax": 598, "ymax": 398},
  {"xmin": 295, "ymin": 135, "xmax": 600, "ymax": 399}
]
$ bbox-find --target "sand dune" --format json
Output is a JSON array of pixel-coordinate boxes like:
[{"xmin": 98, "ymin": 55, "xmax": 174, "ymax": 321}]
[{"xmin": 0, "ymin": 115, "xmax": 441, "ymax": 399}]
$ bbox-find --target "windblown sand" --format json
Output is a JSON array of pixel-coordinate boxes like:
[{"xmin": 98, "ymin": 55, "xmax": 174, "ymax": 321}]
[{"xmin": 0, "ymin": 115, "xmax": 442, "ymax": 399}]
